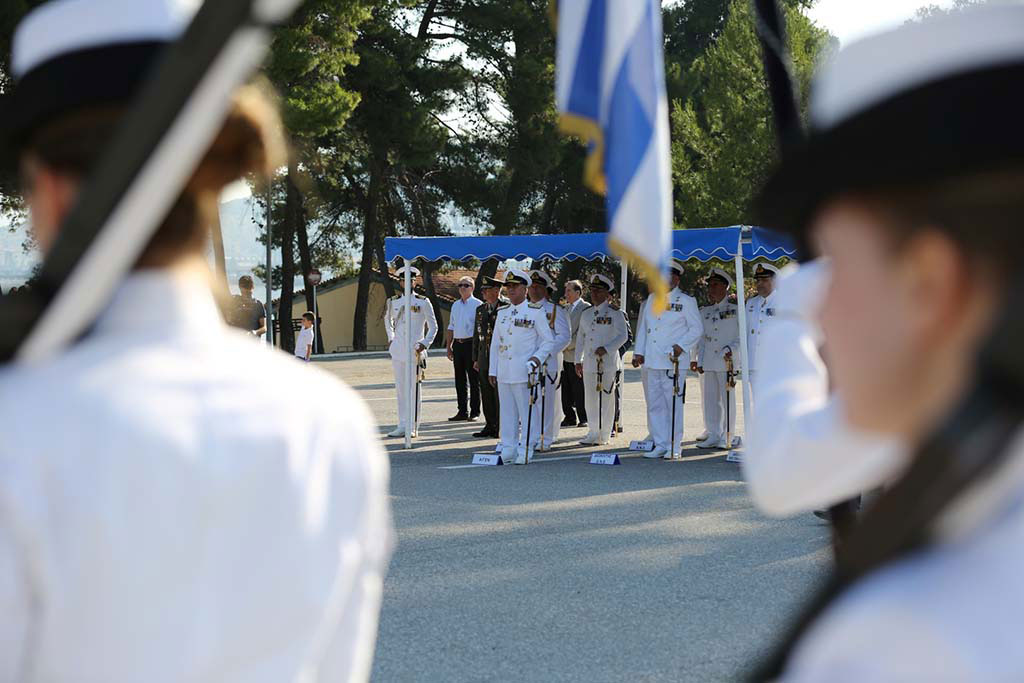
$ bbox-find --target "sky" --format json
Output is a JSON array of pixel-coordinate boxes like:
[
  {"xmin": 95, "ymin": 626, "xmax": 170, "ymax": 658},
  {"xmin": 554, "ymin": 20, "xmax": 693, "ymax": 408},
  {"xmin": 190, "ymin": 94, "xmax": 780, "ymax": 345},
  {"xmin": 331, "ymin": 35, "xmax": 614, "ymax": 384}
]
[{"xmin": 807, "ymin": 0, "xmax": 955, "ymax": 45}]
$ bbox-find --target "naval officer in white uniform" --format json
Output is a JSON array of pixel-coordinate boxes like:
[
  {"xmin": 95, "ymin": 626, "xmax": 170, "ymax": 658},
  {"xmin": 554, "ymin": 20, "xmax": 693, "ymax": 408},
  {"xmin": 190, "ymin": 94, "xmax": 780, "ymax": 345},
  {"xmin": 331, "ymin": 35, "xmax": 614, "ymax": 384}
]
[
  {"xmin": 528, "ymin": 269, "xmax": 571, "ymax": 450},
  {"xmin": 384, "ymin": 265, "xmax": 439, "ymax": 437},
  {"xmin": 695, "ymin": 267, "xmax": 742, "ymax": 449},
  {"xmin": 0, "ymin": 2, "xmax": 393, "ymax": 679},
  {"xmin": 489, "ymin": 270, "xmax": 556, "ymax": 464},
  {"xmin": 633, "ymin": 260, "xmax": 703, "ymax": 459},
  {"xmin": 574, "ymin": 274, "xmax": 629, "ymax": 446},
  {"xmin": 744, "ymin": 262, "xmax": 779, "ymax": 401}
]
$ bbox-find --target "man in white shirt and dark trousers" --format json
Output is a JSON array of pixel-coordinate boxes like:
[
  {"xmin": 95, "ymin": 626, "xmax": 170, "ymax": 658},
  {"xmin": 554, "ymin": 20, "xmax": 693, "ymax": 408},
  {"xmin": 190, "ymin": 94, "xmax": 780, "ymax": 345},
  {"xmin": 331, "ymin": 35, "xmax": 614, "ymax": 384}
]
[
  {"xmin": 634, "ymin": 259, "xmax": 703, "ymax": 459},
  {"xmin": 446, "ymin": 276, "xmax": 482, "ymax": 422},
  {"xmin": 561, "ymin": 280, "xmax": 591, "ymax": 428}
]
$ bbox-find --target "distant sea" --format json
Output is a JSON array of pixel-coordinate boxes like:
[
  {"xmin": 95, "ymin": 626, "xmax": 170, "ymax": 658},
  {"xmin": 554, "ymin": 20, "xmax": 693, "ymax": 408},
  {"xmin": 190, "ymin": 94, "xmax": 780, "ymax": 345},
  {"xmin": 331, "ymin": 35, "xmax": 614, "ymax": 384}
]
[{"xmin": 1, "ymin": 197, "xmax": 310, "ymax": 299}]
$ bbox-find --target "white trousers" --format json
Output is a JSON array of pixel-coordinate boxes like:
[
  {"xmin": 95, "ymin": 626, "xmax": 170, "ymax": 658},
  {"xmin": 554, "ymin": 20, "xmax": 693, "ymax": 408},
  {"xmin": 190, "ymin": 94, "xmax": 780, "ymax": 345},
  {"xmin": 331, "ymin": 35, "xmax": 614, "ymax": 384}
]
[
  {"xmin": 702, "ymin": 371, "xmax": 736, "ymax": 441},
  {"xmin": 498, "ymin": 382, "xmax": 538, "ymax": 458},
  {"xmin": 392, "ymin": 358, "xmax": 421, "ymax": 431},
  {"xmin": 534, "ymin": 366, "xmax": 561, "ymax": 449},
  {"xmin": 643, "ymin": 366, "xmax": 685, "ymax": 454},
  {"xmin": 582, "ymin": 371, "xmax": 616, "ymax": 444}
]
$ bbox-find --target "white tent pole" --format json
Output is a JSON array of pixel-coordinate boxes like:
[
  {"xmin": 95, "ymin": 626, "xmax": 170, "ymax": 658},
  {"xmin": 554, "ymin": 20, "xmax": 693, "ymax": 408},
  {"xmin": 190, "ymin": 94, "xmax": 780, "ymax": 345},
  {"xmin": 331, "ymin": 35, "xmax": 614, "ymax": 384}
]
[
  {"xmin": 734, "ymin": 231, "xmax": 753, "ymax": 434},
  {"xmin": 404, "ymin": 264, "xmax": 413, "ymax": 450}
]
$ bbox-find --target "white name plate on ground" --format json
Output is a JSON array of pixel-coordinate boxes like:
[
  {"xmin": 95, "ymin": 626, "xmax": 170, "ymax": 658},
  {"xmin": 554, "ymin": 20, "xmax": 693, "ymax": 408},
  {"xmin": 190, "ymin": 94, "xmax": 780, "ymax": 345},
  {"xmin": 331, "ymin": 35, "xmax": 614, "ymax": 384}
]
[
  {"xmin": 590, "ymin": 453, "xmax": 621, "ymax": 466},
  {"xmin": 726, "ymin": 450, "xmax": 743, "ymax": 464},
  {"xmin": 628, "ymin": 440, "xmax": 655, "ymax": 452},
  {"xmin": 473, "ymin": 453, "xmax": 504, "ymax": 466}
]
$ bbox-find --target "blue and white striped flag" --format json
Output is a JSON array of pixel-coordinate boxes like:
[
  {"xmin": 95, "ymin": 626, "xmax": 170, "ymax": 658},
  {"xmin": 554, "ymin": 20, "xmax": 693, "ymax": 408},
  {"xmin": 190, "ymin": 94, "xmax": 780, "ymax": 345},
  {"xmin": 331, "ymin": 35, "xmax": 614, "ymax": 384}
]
[{"xmin": 555, "ymin": 0, "xmax": 672, "ymax": 308}]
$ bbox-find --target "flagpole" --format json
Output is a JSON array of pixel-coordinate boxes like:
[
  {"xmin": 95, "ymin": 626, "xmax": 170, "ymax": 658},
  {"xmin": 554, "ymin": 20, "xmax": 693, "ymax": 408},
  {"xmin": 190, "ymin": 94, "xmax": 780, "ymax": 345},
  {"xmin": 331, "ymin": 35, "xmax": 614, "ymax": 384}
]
[
  {"xmin": 735, "ymin": 230, "xmax": 753, "ymax": 427},
  {"xmin": 404, "ymin": 264, "xmax": 413, "ymax": 450}
]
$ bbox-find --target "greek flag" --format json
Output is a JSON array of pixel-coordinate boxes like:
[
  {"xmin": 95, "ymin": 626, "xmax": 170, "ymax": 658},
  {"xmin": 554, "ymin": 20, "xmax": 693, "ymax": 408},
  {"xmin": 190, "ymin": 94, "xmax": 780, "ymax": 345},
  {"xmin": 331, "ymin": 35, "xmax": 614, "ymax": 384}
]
[{"xmin": 555, "ymin": 0, "xmax": 672, "ymax": 307}]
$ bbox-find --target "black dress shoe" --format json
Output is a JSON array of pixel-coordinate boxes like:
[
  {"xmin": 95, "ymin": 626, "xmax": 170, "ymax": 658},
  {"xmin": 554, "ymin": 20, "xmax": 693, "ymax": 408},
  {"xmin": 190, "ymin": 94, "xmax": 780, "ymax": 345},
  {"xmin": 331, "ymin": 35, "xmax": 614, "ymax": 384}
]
[
  {"xmin": 577, "ymin": 421, "xmax": 588, "ymax": 428},
  {"xmin": 448, "ymin": 412, "xmax": 469, "ymax": 421},
  {"xmin": 468, "ymin": 414, "xmax": 480, "ymax": 422},
  {"xmin": 560, "ymin": 418, "xmax": 577, "ymax": 427},
  {"xmin": 472, "ymin": 429, "xmax": 493, "ymax": 437}
]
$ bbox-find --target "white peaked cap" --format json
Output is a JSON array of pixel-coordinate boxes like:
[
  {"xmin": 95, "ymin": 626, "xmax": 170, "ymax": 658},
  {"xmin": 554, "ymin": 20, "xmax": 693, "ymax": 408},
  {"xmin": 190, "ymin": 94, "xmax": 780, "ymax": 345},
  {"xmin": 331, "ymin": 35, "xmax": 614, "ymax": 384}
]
[
  {"xmin": 589, "ymin": 273, "xmax": 615, "ymax": 292},
  {"xmin": 13, "ymin": 0, "xmax": 202, "ymax": 79},
  {"xmin": 708, "ymin": 267, "xmax": 734, "ymax": 289},
  {"xmin": 504, "ymin": 269, "xmax": 531, "ymax": 286}
]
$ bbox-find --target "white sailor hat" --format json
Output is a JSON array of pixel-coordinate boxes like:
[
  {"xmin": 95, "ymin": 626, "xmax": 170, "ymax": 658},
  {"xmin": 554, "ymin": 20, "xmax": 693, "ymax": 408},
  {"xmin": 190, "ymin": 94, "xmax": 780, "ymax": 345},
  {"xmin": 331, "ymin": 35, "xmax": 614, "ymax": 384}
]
[
  {"xmin": 752, "ymin": 263, "xmax": 780, "ymax": 279},
  {"xmin": 669, "ymin": 259, "xmax": 686, "ymax": 276},
  {"xmin": 504, "ymin": 269, "xmax": 531, "ymax": 286},
  {"xmin": 756, "ymin": 4, "xmax": 1024, "ymax": 235},
  {"xmin": 589, "ymin": 273, "xmax": 615, "ymax": 293},
  {"xmin": 529, "ymin": 269, "xmax": 555, "ymax": 291},
  {"xmin": 707, "ymin": 267, "xmax": 734, "ymax": 289},
  {"xmin": 394, "ymin": 264, "xmax": 420, "ymax": 278},
  {"xmin": 1, "ymin": 0, "xmax": 202, "ymax": 162}
]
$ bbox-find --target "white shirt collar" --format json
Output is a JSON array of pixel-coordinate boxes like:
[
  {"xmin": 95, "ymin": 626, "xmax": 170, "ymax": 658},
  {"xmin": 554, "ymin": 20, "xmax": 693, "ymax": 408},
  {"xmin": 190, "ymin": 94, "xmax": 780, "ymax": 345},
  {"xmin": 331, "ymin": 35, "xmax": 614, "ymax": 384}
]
[{"xmin": 92, "ymin": 269, "xmax": 224, "ymax": 338}]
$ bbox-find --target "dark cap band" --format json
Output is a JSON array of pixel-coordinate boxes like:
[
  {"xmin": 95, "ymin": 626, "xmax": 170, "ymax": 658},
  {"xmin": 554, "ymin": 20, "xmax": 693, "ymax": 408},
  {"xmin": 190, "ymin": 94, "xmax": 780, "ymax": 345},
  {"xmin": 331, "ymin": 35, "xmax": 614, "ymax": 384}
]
[{"xmin": 0, "ymin": 41, "xmax": 168, "ymax": 167}]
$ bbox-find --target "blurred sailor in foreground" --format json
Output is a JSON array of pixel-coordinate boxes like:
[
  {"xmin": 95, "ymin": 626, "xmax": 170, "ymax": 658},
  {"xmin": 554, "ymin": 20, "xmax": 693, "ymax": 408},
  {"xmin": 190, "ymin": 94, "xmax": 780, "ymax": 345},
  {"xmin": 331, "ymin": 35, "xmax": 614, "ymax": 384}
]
[
  {"xmin": 694, "ymin": 267, "xmax": 741, "ymax": 449},
  {"xmin": 489, "ymin": 270, "xmax": 555, "ymax": 464},
  {"xmin": 633, "ymin": 260, "xmax": 702, "ymax": 459},
  {"xmin": 0, "ymin": 1, "xmax": 393, "ymax": 679},
  {"xmin": 748, "ymin": 5, "xmax": 1024, "ymax": 679},
  {"xmin": 384, "ymin": 264, "xmax": 438, "ymax": 438},
  {"xmin": 528, "ymin": 269, "xmax": 571, "ymax": 450},
  {"xmin": 574, "ymin": 274, "xmax": 628, "ymax": 446},
  {"xmin": 745, "ymin": 262, "xmax": 778, "ymax": 400}
]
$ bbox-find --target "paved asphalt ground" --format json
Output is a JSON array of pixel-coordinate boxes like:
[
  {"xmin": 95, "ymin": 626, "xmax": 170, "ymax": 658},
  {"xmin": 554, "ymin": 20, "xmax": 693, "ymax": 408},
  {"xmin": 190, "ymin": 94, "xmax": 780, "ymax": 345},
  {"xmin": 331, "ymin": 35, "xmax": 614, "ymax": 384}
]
[{"xmin": 319, "ymin": 354, "xmax": 832, "ymax": 682}]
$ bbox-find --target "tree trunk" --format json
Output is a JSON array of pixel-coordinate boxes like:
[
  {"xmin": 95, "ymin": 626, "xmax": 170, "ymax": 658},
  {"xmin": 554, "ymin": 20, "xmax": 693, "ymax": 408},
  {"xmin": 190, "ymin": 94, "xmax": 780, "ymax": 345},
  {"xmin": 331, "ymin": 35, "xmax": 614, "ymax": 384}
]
[
  {"xmin": 374, "ymin": 240, "xmax": 395, "ymax": 298},
  {"xmin": 296, "ymin": 206, "xmax": 315, "ymax": 314},
  {"xmin": 353, "ymin": 154, "xmax": 385, "ymax": 350},
  {"xmin": 278, "ymin": 161, "xmax": 300, "ymax": 355}
]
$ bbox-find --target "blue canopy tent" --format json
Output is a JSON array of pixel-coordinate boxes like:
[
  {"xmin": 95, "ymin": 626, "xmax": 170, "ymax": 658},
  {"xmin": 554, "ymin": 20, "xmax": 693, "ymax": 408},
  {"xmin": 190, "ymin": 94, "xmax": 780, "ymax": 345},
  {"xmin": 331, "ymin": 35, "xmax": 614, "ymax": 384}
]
[{"xmin": 384, "ymin": 227, "xmax": 797, "ymax": 449}]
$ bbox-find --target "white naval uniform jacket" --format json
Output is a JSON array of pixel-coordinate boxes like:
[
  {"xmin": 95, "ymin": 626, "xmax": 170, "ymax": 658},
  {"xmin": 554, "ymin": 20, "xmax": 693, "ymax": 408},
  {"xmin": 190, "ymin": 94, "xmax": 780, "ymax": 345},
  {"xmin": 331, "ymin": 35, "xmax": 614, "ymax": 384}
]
[
  {"xmin": 634, "ymin": 290, "xmax": 703, "ymax": 370},
  {"xmin": 745, "ymin": 291, "xmax": 777, "ymax": 371},
  {"xmin": 539, "ymin": 299, "xmax": 572, "ymax": 369},
  {"xmin": 782, "ymin": 429, "xmax": 1024, "ymax": 681},
  {"xmin": 384, "ymin": 293, "xmax": 438, "ymax": 361},
  {"xmin": 0, "ymin": 271, "xmax": 394, "ymax": 683},
  {"xmin": 696, "ymin": 299, "xmax": 741, "ymax": 373},
  {"xmin": 574, "ymin": 301, "xmax": 629, "ymax": 375},
  {"xmin": 488, "ymin": 301, "xmax": 556, "ymax": 384},
  {"xmin": 743, "ymin": 261, "xmax": 906, "ymax": 517}
]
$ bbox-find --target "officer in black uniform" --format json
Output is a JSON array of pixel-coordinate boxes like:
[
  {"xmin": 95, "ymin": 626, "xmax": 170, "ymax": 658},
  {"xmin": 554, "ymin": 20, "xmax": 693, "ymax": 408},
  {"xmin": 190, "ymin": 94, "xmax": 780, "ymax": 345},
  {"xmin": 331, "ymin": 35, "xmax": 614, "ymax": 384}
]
[{"xmin": 472, "ymin": 276, "xmax": 509, "ymax": 438}]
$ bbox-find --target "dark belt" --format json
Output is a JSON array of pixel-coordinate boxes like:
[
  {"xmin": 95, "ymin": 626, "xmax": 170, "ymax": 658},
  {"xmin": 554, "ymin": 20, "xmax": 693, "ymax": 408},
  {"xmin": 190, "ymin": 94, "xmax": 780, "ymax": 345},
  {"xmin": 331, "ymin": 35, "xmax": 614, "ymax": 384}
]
[{"xmin": 454, "ymin": 337, "xmax": 472, "ymax": 342}]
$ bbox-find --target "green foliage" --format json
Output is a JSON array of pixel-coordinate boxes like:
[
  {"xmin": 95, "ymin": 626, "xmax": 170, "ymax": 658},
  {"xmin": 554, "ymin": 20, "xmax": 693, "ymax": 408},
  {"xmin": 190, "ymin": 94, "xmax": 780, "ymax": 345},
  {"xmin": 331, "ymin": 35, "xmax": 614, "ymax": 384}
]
[{"xmin": 670, "ymin": 0, "xmax": 833, "ymax": 228}]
